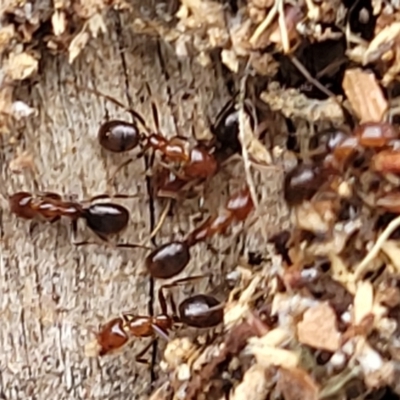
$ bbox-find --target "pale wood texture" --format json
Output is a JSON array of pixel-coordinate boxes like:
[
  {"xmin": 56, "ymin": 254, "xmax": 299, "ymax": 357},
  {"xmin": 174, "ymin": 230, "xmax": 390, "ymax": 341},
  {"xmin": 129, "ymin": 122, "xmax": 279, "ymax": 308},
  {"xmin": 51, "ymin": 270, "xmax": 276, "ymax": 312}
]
[{"xmin": 0, "ymin": 14, "xmax": 288, "ymax": 400}]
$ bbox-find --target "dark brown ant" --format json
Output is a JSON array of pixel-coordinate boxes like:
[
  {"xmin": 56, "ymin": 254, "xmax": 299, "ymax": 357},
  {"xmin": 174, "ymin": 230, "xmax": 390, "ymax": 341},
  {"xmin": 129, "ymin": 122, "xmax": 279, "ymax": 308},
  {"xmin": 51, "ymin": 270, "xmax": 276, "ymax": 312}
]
[
  {"xmin": 89, "ymin": 276, "xmax": 223, "ymax": 357},
  {"xmin": 98, "ymin": 120, "xmax": 141, "ymax": 153},
  {"xmin": 211, "ymin": 98, "xmax": 255, "ymax": 156},
  {"xmin": 138, "ymin": 186, "xmax": 255, "ymax": 279},
  {"xmin": 283, "ymin": 164, "xmax": 335, "ymax": 206},
  {"xmin": 9, "ymin": 191, "xmax": 131, "ymax": 241}
]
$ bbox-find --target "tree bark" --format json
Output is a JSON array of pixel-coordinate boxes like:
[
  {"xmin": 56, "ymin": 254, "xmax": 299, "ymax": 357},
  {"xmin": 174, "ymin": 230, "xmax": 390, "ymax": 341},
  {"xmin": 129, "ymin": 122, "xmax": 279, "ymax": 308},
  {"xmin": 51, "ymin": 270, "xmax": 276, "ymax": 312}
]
[{"xmin": 0, "ymin": 13, "xmax": 287, "ymax": 400}]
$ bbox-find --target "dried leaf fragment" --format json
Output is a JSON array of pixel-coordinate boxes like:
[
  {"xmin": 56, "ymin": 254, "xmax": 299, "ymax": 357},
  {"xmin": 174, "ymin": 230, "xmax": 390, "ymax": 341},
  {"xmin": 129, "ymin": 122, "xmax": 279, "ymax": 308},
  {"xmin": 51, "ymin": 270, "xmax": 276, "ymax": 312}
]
[
  {"xmin": 295, "ymin": 200, "xmax": 336, "ymax": 235},
  {"xmin": 11, "ymin": 101, "xmax": 37, "ymax": 120},
  {"xmin": 277, "ymin": 367, "xmax": 319, "ymax": 400},
  {"xmin": 5, "ymin": 53, "xmax": 39, "ymax": 81},
  {"xmin": 297, "ymin": 302, "xmax": 341, "ymax": 352},
  {"xmin": 68, "ymin": 31, "xmax": 90, "ymax": 64},
  {"xmin": 0, "ymin": 25, "xmax": 15, "ymax": 54},
  {"xmin": 248, "ymin": 341, "xmax": 299, "ymax": 369},
  {"xmin": 239, "ymin": 112, "xmax": 272, "ymax": 166},
  {"xmin": 353, "ymin": 281, "xmax": 373, "ymax": 325},
  {"xmin": 52, "ymin": 10, "xmax": 67, "ymax": 36},
  {"xmin": 9, "ymin": 149, "xmax": 36, "ymax": 174},
  {"xmin": 342, "ymin": 68, "xmax": 388, "ymax": 123},
  {"xmin": 178, "ymin": 0, "xmax": 226, "ymax": 29},
  {"xmin": 231, "ymin": 364, "xmax": 270, "ymax": 400},
  {"xmin": 355, "ymin": 337, "xmax": 394, "ymax": 389},
  {"xmin": 269, "ymin": 5, "xmax": 303, "ymax": 51},
  {"xmin": 381, "ymin": 240, "xmax": 400, "ymax": 273},
  {"xmin": 261, "ymin": 84, "xmax": 344, "ymax": 122},
  {"xmin": 363, "ymin": 22, "xmax": 400, "ymax": 65}
]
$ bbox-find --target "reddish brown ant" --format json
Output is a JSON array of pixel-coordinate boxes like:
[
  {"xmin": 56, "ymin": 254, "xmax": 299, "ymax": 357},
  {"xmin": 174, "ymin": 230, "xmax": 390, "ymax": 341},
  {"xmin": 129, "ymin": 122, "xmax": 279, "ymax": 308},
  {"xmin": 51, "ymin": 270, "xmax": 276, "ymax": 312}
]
[
  {"xmin": 317, "ymin": 122, "xmax": 399, "ymax": 170},
  {"xmin": 8, "ymin": 191, "xmax": 132, "ymax": 241},
  {"xmin": 284, "ymin": 122, "xmax": 400, "ymax": 205},
  {"xmin": 70, "ymin": 84, "xmax": 219, "ymax": 186},
  {"xmin": 89, "ymin": 276, "xmax": 224, "ymax": 357},
  {"xmin": 122, "ymin": 186, "xmax": 255, "ymax": 279}
]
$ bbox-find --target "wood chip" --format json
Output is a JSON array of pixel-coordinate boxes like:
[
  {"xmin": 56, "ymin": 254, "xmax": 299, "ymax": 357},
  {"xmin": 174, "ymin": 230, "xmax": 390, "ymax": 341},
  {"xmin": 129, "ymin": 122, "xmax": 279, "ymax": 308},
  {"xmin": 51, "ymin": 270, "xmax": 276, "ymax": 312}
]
[
  {"xmin": 68, "ymin": 30, "xmax": 90, "ymax": 64},
  {"xmin": 5, "ymin": 52, "xmax": 39, "ymax": 81},
  {"xmin": 353, "ymin": 281, "xmax": 373, "ymax": 326},
  {"xmin": 342, "ymin": 68, "xmax": 388, "ymax": 123},
  {"xmin": 0, "ymin": 25, "xmax": 15, "ymax": 54},
  {"xmin": 261, "ymin": 84, "xmax": 344, "ymax": 123},
  {"xmin": 363, "ymin": 22, "xmax": 400, "ymax": 65},
  {"xmin": 277, "ymin": 367, "xmax": 319, "ymax": 400},
  {"xmin": 297, "ymin": 302, "xmax": 341, "ymax": 352},
  {"xmin": 52, "ymin": 10, "xmax": 67, "ymax": 36},
  {"xmin": 9, "ymin": 149, "xmax": 36, "ymax": 174},
  {"xmin": 231, "ymin": 364, "xmax": 270, "ymax": 400}
]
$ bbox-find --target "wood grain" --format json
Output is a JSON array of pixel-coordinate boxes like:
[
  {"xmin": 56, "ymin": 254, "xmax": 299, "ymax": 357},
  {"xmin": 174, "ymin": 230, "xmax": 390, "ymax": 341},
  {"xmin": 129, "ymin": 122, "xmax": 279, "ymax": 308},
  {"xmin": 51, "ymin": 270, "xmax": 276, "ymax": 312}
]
[{"xmin": 0, "ymin": 14, "xmax": 288, "ymax": 400}]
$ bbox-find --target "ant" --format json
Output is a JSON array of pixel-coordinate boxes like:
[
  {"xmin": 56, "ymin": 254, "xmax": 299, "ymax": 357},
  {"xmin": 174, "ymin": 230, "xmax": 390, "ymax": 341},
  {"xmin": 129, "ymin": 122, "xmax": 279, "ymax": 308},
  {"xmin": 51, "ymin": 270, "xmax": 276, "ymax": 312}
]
[
  {"xmin": 312, "ymin": 122, "xmax": 399, "ymax": 171},
  {"xmin": 211, "ymin": 96, "xmax": 256, "ymax": 157},
  {"xmin": 125, "ymin": 186, "xmax": 255, "ymax": 279},
  {"xmin": 71, "ymin": 84, "xmax": 219, "ymax": 185},
  {"xmin": 88, "ymin": 275, "xmax": 224, "ymax": 357},
  {"xmin": 8, "ymin": 191, "xmax": 133, "ymax": 242},
  {"xmin": 284, "ymin": 122, "xmax": 400, "ymax": 205}
]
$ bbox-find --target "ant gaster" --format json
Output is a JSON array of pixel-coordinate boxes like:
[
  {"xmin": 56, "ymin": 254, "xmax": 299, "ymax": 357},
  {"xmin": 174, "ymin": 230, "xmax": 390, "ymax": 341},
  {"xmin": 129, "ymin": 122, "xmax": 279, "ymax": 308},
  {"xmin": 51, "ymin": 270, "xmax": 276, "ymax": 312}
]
[
  {"xmin": 139, "ymin": 186, "xmax": 255, "ymax": 279},
  {"xmin": 91, "ymin": 276, "xmax": 223, "ymax": 356},
  {"xmin": 9, "ymin": 191, "xmax": 130, "ymax": 241}
]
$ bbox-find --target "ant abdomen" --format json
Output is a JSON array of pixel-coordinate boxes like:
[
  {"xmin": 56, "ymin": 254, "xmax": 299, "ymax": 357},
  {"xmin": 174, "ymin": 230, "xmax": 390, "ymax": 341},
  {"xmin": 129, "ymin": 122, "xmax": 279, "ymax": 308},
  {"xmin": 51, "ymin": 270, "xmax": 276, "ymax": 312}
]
[
  {"xmin": 226, "ymin": 188, "xmax": 254, "ymax": 221},
  {"xmin": 83, "ymin": 203, "xmax": 130, "ymax": 237},
  {"xmin": 8, "ymin": 192, "xmax": 35, "ymax": 219},
  {"xmin": 178, "ymin": 294, "xmax": 223, "ymax": 328},
  {"xmin": 145, "ymin": 241, "xmax": 191, "ymax": 279},
  {"xmin": 98, "ymin": 120, "xmax": 141, "ymax": 153}
]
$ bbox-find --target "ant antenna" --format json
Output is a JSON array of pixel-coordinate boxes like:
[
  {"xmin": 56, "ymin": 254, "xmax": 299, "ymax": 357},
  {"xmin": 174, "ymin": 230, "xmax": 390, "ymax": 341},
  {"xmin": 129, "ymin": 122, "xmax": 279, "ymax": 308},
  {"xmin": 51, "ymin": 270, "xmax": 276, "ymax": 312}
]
[{"xmin": 64, "ymin": 79, "xmax": 151, "ymax": 133}]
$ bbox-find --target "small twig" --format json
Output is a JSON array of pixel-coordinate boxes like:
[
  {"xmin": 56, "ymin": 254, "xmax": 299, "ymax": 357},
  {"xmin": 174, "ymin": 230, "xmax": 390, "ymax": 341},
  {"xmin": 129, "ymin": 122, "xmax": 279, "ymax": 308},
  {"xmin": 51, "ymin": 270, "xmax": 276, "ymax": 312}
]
[
  {"xmin": 277, "ymin": 0, "xmax": 289, "ymax": 53},
  {"xmin": 249, "ymin": 0, "xmax": 279, "ymax": 46},
  {"xmin": 140, "ymin": 199, "xmax": 171, "ymax": 245},
  {"xmin": 238, "ymin": 71, "xmax": 259, "ymax": 211},
  {"xmin": 354, "ymin": 215, "xmax": 400, "ymax": 279},
  {"xmin": 289, "ymin": 55, "xmax": 337, "ymax": 99}
]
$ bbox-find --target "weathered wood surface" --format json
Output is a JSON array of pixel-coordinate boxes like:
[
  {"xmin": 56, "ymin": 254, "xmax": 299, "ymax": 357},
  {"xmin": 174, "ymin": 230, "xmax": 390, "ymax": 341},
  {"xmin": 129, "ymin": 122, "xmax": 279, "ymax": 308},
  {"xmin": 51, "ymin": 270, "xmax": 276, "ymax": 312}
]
[{"xmin": 0, "ymin": 14, "xmax": 288, "ymax": 400}]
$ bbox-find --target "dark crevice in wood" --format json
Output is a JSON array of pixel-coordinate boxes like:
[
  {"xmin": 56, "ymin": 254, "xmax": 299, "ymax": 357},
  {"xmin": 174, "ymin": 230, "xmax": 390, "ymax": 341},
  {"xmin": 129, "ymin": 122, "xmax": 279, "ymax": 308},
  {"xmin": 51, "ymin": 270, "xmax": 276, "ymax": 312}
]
[
  {"xmin": 155, "ymin": 40, "xmax": 180, "ymax": 137},
  {"xmin": 113, "ymin": 13, "xmax": 158, "ymax": 386}
]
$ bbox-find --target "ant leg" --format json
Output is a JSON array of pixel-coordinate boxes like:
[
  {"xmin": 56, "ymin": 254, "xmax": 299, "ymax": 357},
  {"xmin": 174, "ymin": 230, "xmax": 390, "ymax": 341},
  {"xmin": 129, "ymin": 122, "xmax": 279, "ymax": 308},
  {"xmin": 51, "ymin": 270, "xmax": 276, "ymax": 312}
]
[
  {"xmin": 107, "ymin": 158, "xmax": 134, "ymax": 187},
  {"xmin": 116, "ymin": 243, "xmax": 153, "ymax": 251},
  {"xmin": 82, "ymin": 193, "xmax": 140, "ymax": 203},
  {"xmin": 160, "ymin": 275, "xmax": 212, "ymax": 291},
  {"xmin": 28, "ymin": 221, "xmax": 39, "ymax": 236},
  {"xmin": 134, "ymin": 339, "xmax": 156, "ymax": 364},
  {"xmin": 158, "ymin": 274, "xmax": 212, "ymax": 314},
  {"xmin": 36, "ymin": 192, "xmax": 62, "ymax": 200},
  {"xmin": 73, "ymin": 240, "xmax": 100, "ymax": 247},
  {"xmin": 152, "ymin": 325, "xmax": 170, "ymax": 341},
  {"xmin": 66, "ymin": 81, "xmax": 151, "ymax": 133}
]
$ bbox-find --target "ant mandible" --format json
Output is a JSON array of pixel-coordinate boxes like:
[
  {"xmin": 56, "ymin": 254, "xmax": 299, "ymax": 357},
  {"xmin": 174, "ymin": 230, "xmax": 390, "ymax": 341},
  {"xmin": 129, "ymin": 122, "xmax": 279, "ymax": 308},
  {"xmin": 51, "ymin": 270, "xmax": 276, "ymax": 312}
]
[
  {"xmin": 87, "ymin": 275, "xmax": 224, "ymax": 357},
  {"xmin": 115, "ymin": 186, "xmax": 255, "ymax": 279},
  {"xmin": 8, "ymin": 191, "xmax": 133, "ymax": 242}
]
